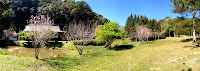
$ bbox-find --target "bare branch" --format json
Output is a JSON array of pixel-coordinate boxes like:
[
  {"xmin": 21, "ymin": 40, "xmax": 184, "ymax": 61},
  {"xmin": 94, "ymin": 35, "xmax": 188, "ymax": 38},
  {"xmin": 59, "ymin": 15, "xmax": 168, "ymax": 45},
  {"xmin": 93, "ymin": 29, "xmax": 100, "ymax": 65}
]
[
  {"xmin": 64, "ymin": 20, "xmax": 93, "ymax": 55},
  {"xmin": 27, "ymin": 15, "xmax": 55, "ymax": 59}
]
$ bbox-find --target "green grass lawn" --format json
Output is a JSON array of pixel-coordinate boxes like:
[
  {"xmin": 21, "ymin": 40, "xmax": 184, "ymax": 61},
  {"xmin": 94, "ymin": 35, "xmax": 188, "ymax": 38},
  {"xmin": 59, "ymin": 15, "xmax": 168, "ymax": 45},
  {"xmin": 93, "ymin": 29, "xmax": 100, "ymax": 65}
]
[{"xmin": 1, "ymin": 37, "xmax": 200, "ymax": 70}]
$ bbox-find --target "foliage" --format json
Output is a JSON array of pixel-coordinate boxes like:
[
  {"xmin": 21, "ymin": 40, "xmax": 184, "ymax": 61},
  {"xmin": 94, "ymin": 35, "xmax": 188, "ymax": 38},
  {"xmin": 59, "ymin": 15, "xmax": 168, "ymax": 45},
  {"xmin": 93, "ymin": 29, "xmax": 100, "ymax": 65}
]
[
  {"xmin": 0, "ymin": 50, "xmax": 12, "ymax": 55},
  {"xmin": 73, "ymin": 40, "xmax": 106, "ymax": 46},
  {"xmin": 0, "ymin": 0, "xmax": 15, "ymax": 37},
  {"xmin": 2, "ymin": 0, "xmax": 107, "ymax": 33},
  {"xmin": 10, "ymin": 0, "xmax": 39, "ymax": 31},
  {"xmin": 160, "ymin": 17, "xmax": 195, "ymax": 37},
  {"xmin": 171, "ymin": 0, "xmax": 200, "ymax": 42},
  {"xmin": 37, "ymin": 0, "xmax": 107, "ymax": 30},
  {"xmin": 17, "ymin": 30, "xmax": 28, "ymax": 40},
  {"xmin": 125, "ymin": 14, "xmax": 164, "ymax": 41},
  {"xmin": 95, "ymin": 21, "xmax": 125, "ymax": 49},
  {"xmin": 125, "ymin": 14, "xmax": 135, "ymax": 37}
]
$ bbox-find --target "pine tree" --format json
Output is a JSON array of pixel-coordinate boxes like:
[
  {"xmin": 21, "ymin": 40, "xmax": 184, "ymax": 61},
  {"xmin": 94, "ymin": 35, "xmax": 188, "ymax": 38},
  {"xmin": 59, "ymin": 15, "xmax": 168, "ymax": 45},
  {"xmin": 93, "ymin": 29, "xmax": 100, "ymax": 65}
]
[{"xmin": 171, "ymin": 0, "xmax": 200, "ymax": 42}]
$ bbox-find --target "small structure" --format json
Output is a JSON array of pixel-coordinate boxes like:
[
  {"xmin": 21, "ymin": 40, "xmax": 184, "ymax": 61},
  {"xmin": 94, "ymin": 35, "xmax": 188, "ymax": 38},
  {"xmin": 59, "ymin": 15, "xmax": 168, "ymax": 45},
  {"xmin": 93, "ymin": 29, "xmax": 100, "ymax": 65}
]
[{"xmin": 23, "ymin": 25, "xmax": 65, "ymax": 41}]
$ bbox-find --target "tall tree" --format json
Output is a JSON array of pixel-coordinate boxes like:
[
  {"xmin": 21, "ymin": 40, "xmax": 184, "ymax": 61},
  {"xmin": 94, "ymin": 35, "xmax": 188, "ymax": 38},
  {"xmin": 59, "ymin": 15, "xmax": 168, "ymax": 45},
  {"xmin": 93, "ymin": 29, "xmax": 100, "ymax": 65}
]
[
  {"xmin": 171, "ymin": 0, "xmax": 200, "ymax": 42},
  {"xmin": 11, "ymin": 0, "xmax": 39, "ymax": 31},
  {"xmin": 0, "ymin": 0, "xmax": 15, "ymax": 37},
  {"xmin": 38, "ymin": 0, "xmax": 106, "ymax": 31},
  {"xmin": 125, "ymin": 13, "xmax": 134, "ymax": 37}
]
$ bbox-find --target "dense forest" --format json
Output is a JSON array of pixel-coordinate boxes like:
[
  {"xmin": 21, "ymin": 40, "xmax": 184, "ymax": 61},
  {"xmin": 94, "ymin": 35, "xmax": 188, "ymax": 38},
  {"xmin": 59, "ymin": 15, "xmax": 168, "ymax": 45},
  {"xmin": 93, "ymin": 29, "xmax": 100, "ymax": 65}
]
[
  {"xmin": 0, "ymin": 0, "xmax": 108, "ymax": 35},
  {"xmin": 1, "ymin": 0, "xmax": 200, "ymax": 40}
]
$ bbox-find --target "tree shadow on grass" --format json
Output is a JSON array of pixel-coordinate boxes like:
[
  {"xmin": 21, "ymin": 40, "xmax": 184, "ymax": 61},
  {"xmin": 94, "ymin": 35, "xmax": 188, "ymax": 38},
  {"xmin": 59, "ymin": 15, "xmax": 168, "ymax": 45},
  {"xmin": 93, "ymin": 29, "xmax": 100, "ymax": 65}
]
[
  {"xmin": 23, "ymin": 42, "xmax": 34, "ymax": 48},
  {"xmin": 0, "ymin": 40, "xmax": 17, "ymax": 48},
  {"xmin": 23, "ymin": 42, "xmax": 64, "ymax": 49},
  {"xmin": 40, "ymin": 57, "xmax": 81, "ymax": 70},
  {"xmin": 181, "ymin": 37, "xmax": 200, "ymax": 42},
  {"xmin": 143, "ymin": 41, "xmax": 155, "ymax": 44},
  {"xmin": 46, "ymin": 42, "xmax": 63, "ymax": 49},
  {"xmin": 183, "ymin": 44, "xmax": 200, "ymax": 50},
  {"xmin": 110, "ymin": 45, "xmax": 134, "ymax": 51}
]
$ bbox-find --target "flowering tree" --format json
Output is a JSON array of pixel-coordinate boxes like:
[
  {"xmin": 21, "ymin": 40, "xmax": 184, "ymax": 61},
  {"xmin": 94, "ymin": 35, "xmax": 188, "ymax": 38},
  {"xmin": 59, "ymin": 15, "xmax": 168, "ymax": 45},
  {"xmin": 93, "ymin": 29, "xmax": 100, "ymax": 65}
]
[
  {"xmin": 64, "ymin": 20, "xmax": 93, "ymax": 55},
  {"xmin": 2, "ymin": 28, "xmax": 17, "ymax": 40},
  {"xmin": 27, "ymin": 15, "xmax": 55, "ymax": 59},
  {"xmin": 135, "ymin": 25, "xmax": 152, "ymax": 43}
]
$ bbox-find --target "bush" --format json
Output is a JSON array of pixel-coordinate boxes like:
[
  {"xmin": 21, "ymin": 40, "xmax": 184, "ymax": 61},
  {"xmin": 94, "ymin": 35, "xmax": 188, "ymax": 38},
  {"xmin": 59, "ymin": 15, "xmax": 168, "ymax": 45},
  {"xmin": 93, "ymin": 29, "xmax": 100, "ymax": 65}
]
[
  {"xmin": 73, "ymin": 40, "xmax": 106, "ymax": 46},
  {"xmin": 87, "ymin": 40, "xmax": 106, "ymax": 46},
  {"xmin": 17, "ymin": 30, "xmax": 28, "ymax": 40},
  {"xmin": 0, "ymin": 50, "xmax": 12, "ymax": 55},
  {"xmin": 95, "ymin": 21, "xmax": 125, "ymax": 48}
]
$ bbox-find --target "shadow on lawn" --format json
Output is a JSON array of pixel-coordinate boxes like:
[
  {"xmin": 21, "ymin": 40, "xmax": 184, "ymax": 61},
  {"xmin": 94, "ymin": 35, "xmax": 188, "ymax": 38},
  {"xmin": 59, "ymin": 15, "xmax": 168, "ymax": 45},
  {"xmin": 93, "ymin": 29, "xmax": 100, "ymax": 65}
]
[
  {"xmin": 23, "ymin": 42, "xmax": 63, "ymax": 49},
  {"xmin": 181, "ymin": 37, "xmax": 200, "ymax": 42},
  {"xmin": 183, "ymin": 44, "xmax": 200, "ymax": 50},
  {"xmin": 46, "ymin": 42, "xmax": 63, "ymax": 49},
  {"xmin": 111, "ymin": 45, "xmax": 134, "ymax": 51},
  {"xmin": 0, "ymin": 40, "xmax": 17, "ymax": 48},
  {"xmin": 41, "ymin": 56, "xmax": 81, "ymax": 70}
]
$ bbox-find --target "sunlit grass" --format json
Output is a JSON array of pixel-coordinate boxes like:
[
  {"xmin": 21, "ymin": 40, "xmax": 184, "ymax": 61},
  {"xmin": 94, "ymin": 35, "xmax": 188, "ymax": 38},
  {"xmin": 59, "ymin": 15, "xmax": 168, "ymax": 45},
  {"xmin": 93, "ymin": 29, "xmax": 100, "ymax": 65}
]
[{"xmin": 1, "ymin": 37, "xmax": 200, "ymax": 70}]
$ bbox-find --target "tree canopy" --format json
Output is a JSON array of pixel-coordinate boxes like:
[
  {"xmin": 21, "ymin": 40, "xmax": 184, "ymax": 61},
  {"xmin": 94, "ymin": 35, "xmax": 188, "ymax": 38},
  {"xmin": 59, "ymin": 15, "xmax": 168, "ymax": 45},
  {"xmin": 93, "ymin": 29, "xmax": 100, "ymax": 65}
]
[
  {"xmin": 1, "ymin": 0, "xmax": 107, "ymax": 33},
  {"xmin": 95, "ymin": 21, "xmax": 125, "ymax": 49},
  {"xmin": 171, "ymin": 0, "xmax": 200, "ymax": 42}
]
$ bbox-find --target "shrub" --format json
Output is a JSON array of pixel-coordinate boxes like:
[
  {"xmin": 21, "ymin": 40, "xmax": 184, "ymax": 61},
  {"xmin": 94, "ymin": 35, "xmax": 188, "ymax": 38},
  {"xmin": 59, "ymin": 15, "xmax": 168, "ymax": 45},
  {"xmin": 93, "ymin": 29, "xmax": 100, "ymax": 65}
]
[
  {"xmin": 0, "ymin": 50, "xmax": 12, "ymax": 55},
  {"xmin": 17, "ymin": 30, "xmax": 28, "ymax": 40},
  {"xmin": 87, "ymin": 40, "xmax": 106, "ymax": 46},
  {"xmin": 95, "ymin": 21, "xmax": 125, "ymax": 49},
  {"xmin": 73, "ymin": 40, "xmax": 106, "ymax": 46}
]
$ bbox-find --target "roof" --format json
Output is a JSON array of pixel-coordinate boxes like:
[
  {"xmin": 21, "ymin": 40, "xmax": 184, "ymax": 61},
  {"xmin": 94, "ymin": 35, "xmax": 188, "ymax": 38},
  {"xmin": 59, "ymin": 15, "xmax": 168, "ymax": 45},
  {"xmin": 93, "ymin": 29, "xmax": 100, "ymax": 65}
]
[{"xmin": 23, "ymin": 25, "xmax": 64, "ymax": 32}]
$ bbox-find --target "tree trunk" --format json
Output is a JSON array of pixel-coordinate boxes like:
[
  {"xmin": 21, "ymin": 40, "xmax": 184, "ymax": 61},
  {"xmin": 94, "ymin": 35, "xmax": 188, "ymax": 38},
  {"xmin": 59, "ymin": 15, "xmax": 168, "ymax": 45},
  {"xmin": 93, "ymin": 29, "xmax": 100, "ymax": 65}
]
[
  {"xmin": 193, "ymin": 10, "xmax": 196, "ymax": 42},
  {"xmin": 174, "ymin": 32, "xmax": 175, "ymax": 37},
  {"xmin": 136, "ymin": 38, "xmax": 137, "ymax": 42},
  {"xmin": 27, "ymin": 37, "xmax": 30, "ymax": 43},
  {"xmin": 35, "ymin": 45, "xmax": 39, "ymax": 59},
  {"xmin": 158, "ymin": 32, "xmax": 160, "ymax": 40},
  {"xmin": 169, "ymin": 30, "xmax": 170, "ymax": 37},
  {"xmin": 105, "ymin": 40, "xmax": 114, "ymax": 49}
]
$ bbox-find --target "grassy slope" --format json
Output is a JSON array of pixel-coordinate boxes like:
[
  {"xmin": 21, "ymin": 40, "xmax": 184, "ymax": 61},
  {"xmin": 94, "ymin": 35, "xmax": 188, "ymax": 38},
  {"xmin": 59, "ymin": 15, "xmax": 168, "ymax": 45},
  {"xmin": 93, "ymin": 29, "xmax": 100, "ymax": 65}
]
[{"xmin": 1, "ymin": 37, "xmax": 200, "ymax": 70}]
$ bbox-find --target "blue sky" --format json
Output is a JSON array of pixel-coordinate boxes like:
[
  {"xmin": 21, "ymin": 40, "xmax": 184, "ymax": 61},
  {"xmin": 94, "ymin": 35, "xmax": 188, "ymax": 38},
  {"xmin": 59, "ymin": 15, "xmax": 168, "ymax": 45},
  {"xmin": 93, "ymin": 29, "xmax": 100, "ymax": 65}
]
[{"xmin": 75, "ymin": 0, "xmax": 180, "ymax": 26}]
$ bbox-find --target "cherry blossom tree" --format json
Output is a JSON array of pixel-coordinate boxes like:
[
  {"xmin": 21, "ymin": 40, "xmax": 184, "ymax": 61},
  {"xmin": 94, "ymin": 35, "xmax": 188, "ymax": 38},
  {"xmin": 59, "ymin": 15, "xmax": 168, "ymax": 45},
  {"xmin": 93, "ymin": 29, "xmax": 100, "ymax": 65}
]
[
  {"xmin": 2, "ymin": 28, "xmax": 17, "ymax": 40},
  {"xmin": 64, "ymin": 20, "xmax": 93, "ymax": 55},
  {"xmin": 135, "ymin": 25, "xmax": 152, "ymax": 43},
  {"xmin": 27, "ymin": 15, "xmax": 55, "ymax": 59}
]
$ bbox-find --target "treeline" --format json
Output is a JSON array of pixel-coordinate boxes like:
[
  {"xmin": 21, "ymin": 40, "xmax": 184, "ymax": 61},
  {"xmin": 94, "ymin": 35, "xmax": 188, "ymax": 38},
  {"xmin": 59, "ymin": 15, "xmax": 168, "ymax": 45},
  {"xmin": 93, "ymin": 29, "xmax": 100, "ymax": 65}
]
[
  {"xmin": 125, "ymin": 14, "xmax": 162, "ymax": 41},
  {"xmin": 0, "ymin": 0, "xmax": 108, "ymax": 32},
  {"xmin": 160, "ymin": 17, "xmax": 200, "ymax": 36},
  {"xmin": 125, "ymin": 14, "xmax": 200, "ymax": 41}
]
